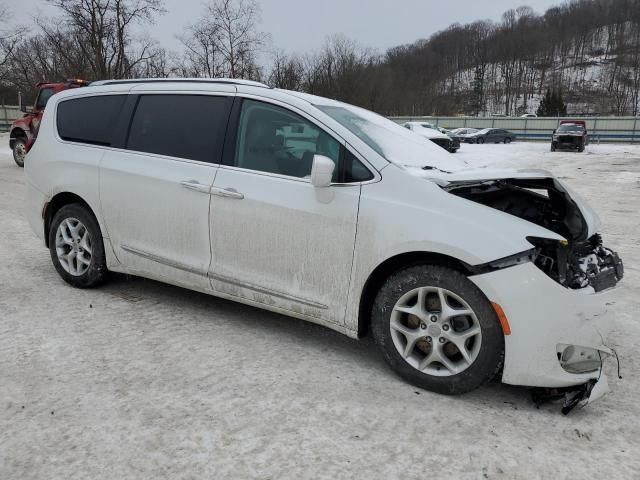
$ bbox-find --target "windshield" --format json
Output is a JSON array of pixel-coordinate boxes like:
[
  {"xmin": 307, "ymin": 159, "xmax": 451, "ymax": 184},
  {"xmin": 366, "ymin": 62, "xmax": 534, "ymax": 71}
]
[
  {"xmin": 475, "ymin": 128, "xmax": 491, "ymax": 134},
  {"xmin": 557, "ymin": 125, "xmax": 584, "ymax": 132},
  {"xmin": 316, "ymin": 103, "xmax": 467, "ymax": 171}
]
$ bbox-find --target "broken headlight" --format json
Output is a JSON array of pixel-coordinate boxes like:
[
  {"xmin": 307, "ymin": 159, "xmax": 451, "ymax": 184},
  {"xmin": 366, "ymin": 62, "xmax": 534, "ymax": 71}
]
[{"xmin": 527, "ymin": 235, "xmax": 623, "ymax": 291}]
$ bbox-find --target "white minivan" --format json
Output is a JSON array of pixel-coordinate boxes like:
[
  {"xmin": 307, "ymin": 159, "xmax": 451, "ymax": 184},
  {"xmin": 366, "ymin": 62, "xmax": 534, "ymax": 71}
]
[{"xmin": 24, "ymin": 79, "xmax": 623, "ymax": 408}]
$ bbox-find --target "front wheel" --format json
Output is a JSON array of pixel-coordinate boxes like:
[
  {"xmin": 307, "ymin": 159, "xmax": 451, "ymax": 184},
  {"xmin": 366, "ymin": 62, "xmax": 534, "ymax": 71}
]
[
  {"xmin": 371, "ymin": 265, "xmax": 504, "ymax": 395},
  {"xmin": 49, "ymin": 204, "xmax": 108, "ymax": 288},
  {"xmin": 13, "ymin": 138, "xmax": 27, "ymax": 167}
]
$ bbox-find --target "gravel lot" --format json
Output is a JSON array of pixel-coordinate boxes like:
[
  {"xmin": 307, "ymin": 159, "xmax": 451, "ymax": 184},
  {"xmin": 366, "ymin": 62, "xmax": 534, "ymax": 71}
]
[{"xmin": 1, "ymin": 136, "xmax": 639, "ymax": 479}]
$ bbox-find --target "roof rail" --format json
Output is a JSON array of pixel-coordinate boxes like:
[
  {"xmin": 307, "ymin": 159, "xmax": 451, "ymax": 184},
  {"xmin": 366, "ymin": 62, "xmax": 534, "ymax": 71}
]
[{"xmin": 90, "ymin": 78, "xmax": 271, "ymax": 88}]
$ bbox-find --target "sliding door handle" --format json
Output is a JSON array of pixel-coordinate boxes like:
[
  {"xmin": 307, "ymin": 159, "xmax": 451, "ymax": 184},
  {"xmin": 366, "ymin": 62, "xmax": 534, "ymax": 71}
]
[
  {"xmin": 181, "ymin": 180, "xmax": 211, "ymax": 194},
  {"xmin": 211, "ymin": 186, "xmax": 244, "ymax": 200}
]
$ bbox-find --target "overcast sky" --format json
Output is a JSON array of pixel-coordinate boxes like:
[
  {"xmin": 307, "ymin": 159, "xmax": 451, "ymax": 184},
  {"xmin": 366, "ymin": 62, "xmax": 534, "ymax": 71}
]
[{"xmin": 14, "ymin": 0, "xmax": 561, "ymax": 55}]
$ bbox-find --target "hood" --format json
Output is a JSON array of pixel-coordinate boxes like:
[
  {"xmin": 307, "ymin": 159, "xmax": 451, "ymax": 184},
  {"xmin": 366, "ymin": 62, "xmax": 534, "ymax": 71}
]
[{"xmin": 416, "ymin": 167, "xmax": 601, "ymax": 241}]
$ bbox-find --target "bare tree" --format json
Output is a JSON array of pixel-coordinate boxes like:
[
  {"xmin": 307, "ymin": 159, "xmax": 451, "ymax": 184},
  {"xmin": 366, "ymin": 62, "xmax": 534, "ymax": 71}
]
[
  {"xmin": 0, "ymin": 2, "xmax": 21, "ymax": 82},
  {"xmin": 179, "ymin": 0, "xmax": 265, "ymax": 79},
  {"xmin": 42, "ymin": 0, "xmax": 165, "ymax": 79},
  {"xmin": 268, "ymin": 50, "xmax": 304, "ymax": 90}
]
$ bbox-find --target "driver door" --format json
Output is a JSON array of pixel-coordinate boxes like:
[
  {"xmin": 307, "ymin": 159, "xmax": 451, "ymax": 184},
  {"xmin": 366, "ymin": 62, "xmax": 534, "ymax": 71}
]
[{"xmin": 208, "ymin": 98, "xmax": 367, "ymax": 326}]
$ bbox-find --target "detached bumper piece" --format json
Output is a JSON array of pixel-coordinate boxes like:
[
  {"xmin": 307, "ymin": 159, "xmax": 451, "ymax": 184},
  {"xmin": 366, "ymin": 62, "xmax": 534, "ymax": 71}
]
[{"xmin": 531, "ymin": 374, "xmax": 610, "ymax": 415}]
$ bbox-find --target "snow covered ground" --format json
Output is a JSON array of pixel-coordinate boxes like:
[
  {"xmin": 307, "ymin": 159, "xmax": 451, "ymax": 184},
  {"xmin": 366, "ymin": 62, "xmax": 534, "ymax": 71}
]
[{"xmin": 1, "ymin": 135, "xmax": 639, "ymax": 479}]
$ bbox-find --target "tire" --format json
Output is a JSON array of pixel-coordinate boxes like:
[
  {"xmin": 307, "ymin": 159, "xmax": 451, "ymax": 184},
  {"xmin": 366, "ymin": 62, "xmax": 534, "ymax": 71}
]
[
  {"xmin": 578, "ymin": 145, "xmax": 585, "ymax": 153},
  {"xmin": 477, "ymin": 137, "xmax": 485, "ymax": 144},
  {"xmin": 371, "ymin": 265, "xmax": 504, "ymax": 395},
  {"xmin": 551, "ymin": 144, "xmax": 556, "ymax": 152},
  {"xmin": 13, "ymin": 138, "xmax": 27, "ymax": 168},
  {"xmin": 48, "ymin": 203, "xmax": 108, "ymax": 288},
  {"xmin": 504, "ymin": 137, "xmax": 512, "ymax": 144}
]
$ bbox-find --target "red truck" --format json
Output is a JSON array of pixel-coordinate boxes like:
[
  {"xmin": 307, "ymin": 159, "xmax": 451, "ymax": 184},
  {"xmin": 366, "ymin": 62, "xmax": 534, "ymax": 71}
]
[
  {"xmin": 551, "ymin": 120, "xmax": 590, "ymax": 152},
  {"xmin": 9, "ymin": 79, "xmax": 89, "ymax": 167}
]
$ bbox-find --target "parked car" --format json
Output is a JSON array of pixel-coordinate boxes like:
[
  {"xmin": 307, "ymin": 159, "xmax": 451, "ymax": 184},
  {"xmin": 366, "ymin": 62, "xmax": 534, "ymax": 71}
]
[
  {"xmin": 440, "ymin": 128, "xmax": 467, "ymax": 146},
  {"xmin": 9, "ymin": 79, "xmax": 90, "ymax": 167},
  {"xmin": 467, "ymin": 128, "xmax": 516, "ymax": 144},
  {"xmin": 24, "ymin": 79, "xmax": 623, "ymax": 407},
  {"xmin": 403, "ymin": 122, "xmax": 460, "ymax": 153},
  {"xmin": 450, "ymin": 128, "xmax": 479, "ymax": 143},
  {"xmin": 551, "ymin": 121, "xmax": 589, "ymax": 152}
]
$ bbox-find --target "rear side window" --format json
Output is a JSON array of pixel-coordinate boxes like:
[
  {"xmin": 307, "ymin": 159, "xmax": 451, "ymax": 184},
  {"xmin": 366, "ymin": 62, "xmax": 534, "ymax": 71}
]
[
  {"xmin": 57, "ymin": 95, "xmax": 126, "ymax": 146},
  {"xmin": 126, "ymin": 95, "xmax": 232, "ymax": 163}
]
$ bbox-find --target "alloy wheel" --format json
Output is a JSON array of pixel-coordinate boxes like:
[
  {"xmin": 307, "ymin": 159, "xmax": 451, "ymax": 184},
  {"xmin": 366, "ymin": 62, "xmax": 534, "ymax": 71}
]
[
  {"xmin": 55, "ymin": 218, "xmax": 93, "ymax": 276},
  {"xmin": 389, "ymin": 286, "xmax": 482, "ymax": 376}
]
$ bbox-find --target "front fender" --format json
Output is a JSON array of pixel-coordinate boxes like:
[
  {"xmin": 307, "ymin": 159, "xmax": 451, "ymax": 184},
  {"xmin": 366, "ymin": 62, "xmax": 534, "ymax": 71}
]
[{"xmin": 342, "ymin": 165, "xmax": 564, "ymax": 334}]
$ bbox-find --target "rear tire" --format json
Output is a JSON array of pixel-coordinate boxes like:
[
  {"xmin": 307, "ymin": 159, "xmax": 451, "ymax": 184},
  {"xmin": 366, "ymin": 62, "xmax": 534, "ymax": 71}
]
[
  {"xmin": 504, "ymin": 137, "xmax": 512, "ymax": 144},
  {"xmin": 371, "ymin": 265, "xmax": 504, "ymax": 395},
  {"xmin": 477, "ymin": 137, "xmax": 485, "ymax": 144},
  {"xmin": 13, "ymin": 138, "xmax": 27, "ymax": 168},
  {"xmin": 48, "ymin": 204, "xmax": 108, "ymax": 288}
]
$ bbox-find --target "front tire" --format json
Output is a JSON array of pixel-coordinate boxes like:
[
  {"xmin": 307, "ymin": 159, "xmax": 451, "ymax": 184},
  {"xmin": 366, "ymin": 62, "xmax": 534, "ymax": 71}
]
[
  {"xmin": 371, "ymin": 265, "xmax": 504, "ymax": 395},
  {"xmin": 13, "ymin": 138, "xmax": 27, "ymax": 167},
  {"xmin": 49, "ymin": 204, "xmax": 108, "ymax": 288}
]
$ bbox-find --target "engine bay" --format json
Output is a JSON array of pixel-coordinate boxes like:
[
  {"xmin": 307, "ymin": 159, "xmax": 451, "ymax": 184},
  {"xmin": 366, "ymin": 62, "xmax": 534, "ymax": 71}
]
[{"xmin": 445, "ymin": 177, "xmax": 624, "ymax": 291}]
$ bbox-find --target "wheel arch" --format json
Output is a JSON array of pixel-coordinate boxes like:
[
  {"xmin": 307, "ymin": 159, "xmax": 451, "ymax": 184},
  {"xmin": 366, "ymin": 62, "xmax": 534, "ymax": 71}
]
[
  {"xmin": 357, "ymin": 251, "xmax": 474, "ymax": 338},
  {"xmin": 9, "ymin": 127, "xmax": 28, "ymax": 149},
  {"xmin": 44, "ymin": 192, "xmax": 97, "ymax": 248}
]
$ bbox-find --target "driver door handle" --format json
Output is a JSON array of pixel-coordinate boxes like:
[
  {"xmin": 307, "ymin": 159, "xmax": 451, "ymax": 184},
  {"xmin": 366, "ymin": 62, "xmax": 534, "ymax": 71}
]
[{"xmin": 211, "ymin": 186, "xmax": 244, "ymax": 200}]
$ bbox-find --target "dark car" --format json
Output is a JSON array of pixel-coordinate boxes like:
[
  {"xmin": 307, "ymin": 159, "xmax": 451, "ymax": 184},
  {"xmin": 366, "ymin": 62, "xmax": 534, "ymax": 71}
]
[
  {"xmin": 467, "ymin": 128, "xmax": 516, "ymax": 144},
  {"xmin": 551, "ymin": 121, "xmax": 589, "ymax": 152}
]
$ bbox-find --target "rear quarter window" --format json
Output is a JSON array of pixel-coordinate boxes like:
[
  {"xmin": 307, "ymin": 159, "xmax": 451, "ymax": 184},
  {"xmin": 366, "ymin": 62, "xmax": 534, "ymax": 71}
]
[{"xmin": 57, "ymin": 95, "xmax": 126, "ymax": 146}]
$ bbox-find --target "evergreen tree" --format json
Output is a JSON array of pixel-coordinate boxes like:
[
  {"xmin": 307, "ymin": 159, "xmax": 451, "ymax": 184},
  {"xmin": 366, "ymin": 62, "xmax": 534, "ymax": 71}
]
[{"xmin": 537, "ymin": 88, "xmax": 568, "ymax": 116}]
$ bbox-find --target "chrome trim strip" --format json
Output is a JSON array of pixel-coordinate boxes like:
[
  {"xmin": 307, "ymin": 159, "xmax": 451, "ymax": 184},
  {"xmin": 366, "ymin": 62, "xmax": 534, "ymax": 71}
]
[
  {"xmin": 120, "ymin": 245, "xmax": 207, "ymax": 277},
  {"xmin": 209, "ymin": 272, "xmax": 328, "ymax": 310}
]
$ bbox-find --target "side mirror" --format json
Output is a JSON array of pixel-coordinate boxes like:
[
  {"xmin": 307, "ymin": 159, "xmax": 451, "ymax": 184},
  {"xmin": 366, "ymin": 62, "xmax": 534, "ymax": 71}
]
[{"xmin": 310, "ymin": 154, "xmax": 335, "ymax": 188}]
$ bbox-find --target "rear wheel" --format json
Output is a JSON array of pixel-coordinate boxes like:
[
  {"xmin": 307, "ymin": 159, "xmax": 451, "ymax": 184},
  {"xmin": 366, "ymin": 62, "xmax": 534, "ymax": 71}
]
[
  {"xmin": 371, "ymin": 265, "xmax": 504, "ymax": 395},
  {"xmin": 49, "ymin": 204, "xmax": 108, "ymax": 288},
  {"xmin": 477, "ymin": 137, "xmax": 485, "ymax": 144},
  {"xmin": 12, "ymin": 138, "xmax": 27, "ymax": 168},
  {"xmin": 504, "ymin": 137, "xmax": 512, "ymax": 144}
]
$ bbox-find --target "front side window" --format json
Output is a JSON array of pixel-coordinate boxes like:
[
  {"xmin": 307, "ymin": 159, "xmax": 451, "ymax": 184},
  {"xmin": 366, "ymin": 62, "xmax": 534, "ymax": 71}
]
[
  {"xmin": 36, "ymin": 88, "xmax": 55, "ymax": 110},
  {"xmin": 127, "ymin": 94, "xmax": 232, "ymax": 163},
  {"xmin": 57, "ymin": 95, "xmax": 126, "ymax": 146},
  {"xmin": 234, "ymin": 99, "xmax": 341, "ymax": 178}
]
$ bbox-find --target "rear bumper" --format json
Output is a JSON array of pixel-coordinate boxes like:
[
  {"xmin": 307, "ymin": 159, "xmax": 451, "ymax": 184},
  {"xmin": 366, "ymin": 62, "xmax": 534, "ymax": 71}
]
[{"xmin": 470, "ymin": 262, "xmax": 620, "ymax": 389}]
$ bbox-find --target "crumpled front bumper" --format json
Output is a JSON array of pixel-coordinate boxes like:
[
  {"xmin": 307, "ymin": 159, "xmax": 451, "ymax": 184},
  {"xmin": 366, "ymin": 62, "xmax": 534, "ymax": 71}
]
[{"xmin": 470, "ymin": 262, "xmax": 619, "ymax": 391}]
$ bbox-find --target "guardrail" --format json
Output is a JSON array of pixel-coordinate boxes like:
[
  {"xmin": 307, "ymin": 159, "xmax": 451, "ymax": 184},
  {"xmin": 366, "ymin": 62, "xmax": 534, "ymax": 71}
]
[
  {"xmin": 390, "ymin": 116, "xmax": 640, "ymax": 142},
  {"xmin": 0, "ymin": 105, "xmax": 22, "ymax": 132}
]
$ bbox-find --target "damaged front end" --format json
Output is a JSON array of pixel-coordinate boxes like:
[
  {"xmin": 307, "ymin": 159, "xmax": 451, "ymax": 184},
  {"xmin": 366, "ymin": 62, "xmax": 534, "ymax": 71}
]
[
  {"xmin": 441, "ymin": 172, "xmax": 624, "ymax": 293},
  {"xmin": 430, "ymin": 169, "xmax": 624, "ymax": 412}
]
